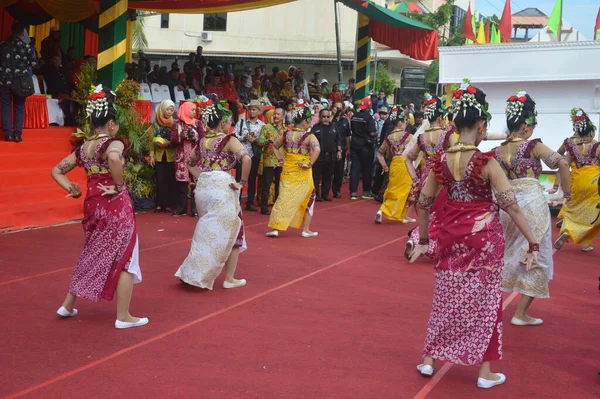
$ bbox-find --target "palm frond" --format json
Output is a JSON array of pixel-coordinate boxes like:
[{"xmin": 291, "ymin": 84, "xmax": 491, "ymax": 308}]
[{"xmin": 132, "ymin": 18, "xmax": 148, "ymax": 50}]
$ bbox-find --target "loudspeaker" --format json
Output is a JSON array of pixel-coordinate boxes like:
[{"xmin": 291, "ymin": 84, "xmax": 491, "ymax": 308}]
[
  {"xmin": 393, "ymin": 87, "xmax": 428, "ymax": 108},
  {"xmin": 401, "ymin": 67, "xmax": 427, "ymax": 88}
]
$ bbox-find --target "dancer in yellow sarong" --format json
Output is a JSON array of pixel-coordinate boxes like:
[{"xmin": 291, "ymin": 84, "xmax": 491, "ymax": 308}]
[
  {"xmin": 266, "ymin": 101, "xmax": 321, "ymax": 238},
  {"xmin": 554, "ymin": 108, "xmax": 600, "ymax": 252},
  {"xmin": 375, "ymin": 114, "xmax": 414, "ymax": 223}
]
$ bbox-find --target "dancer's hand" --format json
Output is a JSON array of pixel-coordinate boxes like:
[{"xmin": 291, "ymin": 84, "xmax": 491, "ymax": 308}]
[
  {"xmin": 547, "ymin": 187, "xmax": 557, "ymax": 195},
  {"xmin": 381, "ymin": 165, "xmax": 389, "ymax": 174},
  {"xmin": 520, "ymin": 251, "xmax": 539, "ymax": 272},
  {"xmin": 230, "ymin": 182, "xmax": 243, "ymax": 191},
  {"xmin": 97, "ymin": 183, "xmax": 118, "ymax": 196},
  {"xmin": 276, "ymin": 159, "xmax": 284, "ymax": 167},
  {"xmin": 409, "ymin": 244, "xmax": 428, "ymax": 263},
  {"xmin": 298, "ymin": 162, "xmax": 311, "ymax": 169},
  {"xmin": 67, "ymin": 182, "xmax": 82, "ymax": 199}
]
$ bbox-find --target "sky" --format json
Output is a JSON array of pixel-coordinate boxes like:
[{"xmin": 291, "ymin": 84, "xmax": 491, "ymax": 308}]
[{"xmin": 475, "ymin": 0, "xmax": 599, "ymax": 39}]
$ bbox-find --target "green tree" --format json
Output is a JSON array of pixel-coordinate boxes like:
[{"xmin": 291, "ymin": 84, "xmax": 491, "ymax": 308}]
[
  {"xmin": 133, "ymin": 14, "xmax": 148, "ymax": 50},
  {"xmin": 371, "ymin": 62, "xmax": 395, "ymax": 96}
]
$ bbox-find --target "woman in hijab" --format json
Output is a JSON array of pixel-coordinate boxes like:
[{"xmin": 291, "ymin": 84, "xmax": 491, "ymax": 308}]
[
  {"xmin": 150, "ymin": 100, "xmax": 179, "ymax": 212},
  {"xmin": 171, "ymin": 101, "xmax": 206, "ymax": 217}
]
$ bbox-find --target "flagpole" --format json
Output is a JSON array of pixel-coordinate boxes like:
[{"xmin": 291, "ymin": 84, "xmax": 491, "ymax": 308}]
[{"xmin": 558, "ymin": 0, "xmax": 562, "ymax": 41}]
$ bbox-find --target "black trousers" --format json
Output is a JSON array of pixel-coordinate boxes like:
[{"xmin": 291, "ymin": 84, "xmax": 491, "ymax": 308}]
[
  {"xmin": 236, "ymin": 155, "xmax": 260, "ymax": 205},
  {"xmin": 349, "ymin": 147, "xmax": 374, "ymax": 195},
  {"xmin": 261, "ymin": 166, "xmax": 281, "ymax": 210},
  {"xmin": 154, "ymin": 155, "xmax": 178, "ymax": 208},
  {"xmin": 312, "ymin": 156, "xmax": 335, "ymax": 198},
  {"xmin": 177, "ymin": 181, "xmax": 197, "ymax": 214},
  {"xmin": 332, "ymin": 151, "xmax": 346, "ymax": 195},
  {"xmin": 372, "ymin": 155, "xmax": 391, "ymax": 198}
]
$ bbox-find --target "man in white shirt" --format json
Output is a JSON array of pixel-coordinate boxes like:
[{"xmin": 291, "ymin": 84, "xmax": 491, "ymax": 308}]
[{"xmin": 234, "ymin": 99, "xmax": 265, "ymax": 211}]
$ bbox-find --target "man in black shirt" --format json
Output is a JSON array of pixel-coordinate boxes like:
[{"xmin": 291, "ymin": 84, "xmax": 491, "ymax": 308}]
[
  {"xmin": 348, "ymin": 97, "xmax": 377, "ymax": 200},
  {"xmin": 311, "ymin": 108, "xmax": 341, "ymax": 201},
  {"xmin": 331, "ymin": 101, "xmax": 350, "ymax": 198}
]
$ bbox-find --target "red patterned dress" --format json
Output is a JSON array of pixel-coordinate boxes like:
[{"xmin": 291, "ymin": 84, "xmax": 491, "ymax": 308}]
[
  {"xmin": 171, "ymin": 120, "xmax": 206, "ymax": 182},
  {"xmin": 70, "ymin": 137, "xmax": 142, "ymax": 302},
  {"xmin": 409, "ymin": 126, "xmax": 455, "ymax": 257},
  {"xmin": 423, "ymin": 151, "xmax": 511, "ymax": 365}
]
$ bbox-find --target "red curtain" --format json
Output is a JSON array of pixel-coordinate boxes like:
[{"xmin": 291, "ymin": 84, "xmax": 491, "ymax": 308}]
[
  {"xmin": 84, "ymin": 29, "xmax": 98, "ymax": 57},
  {"xmin": 1, "ymin": 8, "xmax": 15, "ymax": 41},
  {"xmin": 368, "ymin": 22, "xmax": 438, "ymax": 61}
]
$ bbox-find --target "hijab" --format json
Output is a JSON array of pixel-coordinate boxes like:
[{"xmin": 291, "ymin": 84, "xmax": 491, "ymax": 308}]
[
  {"xmin": 264, "ymin": 109, "xmax": 274, "ymax": 125},
  {"xmin": 156, "ymin": 100, "xmax": 175, "ymax": 127},
  {"xmin": 178, "ymin": 101, "xmax": 197, "ymax": 125}
]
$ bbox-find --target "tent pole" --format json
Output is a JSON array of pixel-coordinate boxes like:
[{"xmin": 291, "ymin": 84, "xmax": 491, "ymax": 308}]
[
  {"xmin": 97, "ymin": 0, "xmax": 128, "ymax": 89},
  {"xmin": 334, "ymin": 0, "xmax": 343, "ymax": 84},
  {"xmin": 354, "ymin": 13, "xmax": 371, "ymax": 102}
]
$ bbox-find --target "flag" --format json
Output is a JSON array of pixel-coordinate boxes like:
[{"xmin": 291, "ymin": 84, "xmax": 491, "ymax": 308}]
[
  {"xmin": 594, "ymin": 7, "xmax": 600, "ymax": 40},
  {"xmin": 490, "ymin": 24, "xmax": 501, "ymax": 43},
  {"xmin": 547, "ymin": 0, "xmax": 562, "ymax": 36},
  {"xmin": 498, "ymin": 0, "xmax": 512, "ymax": 42},
  {"xmin": 476, "ymin": 21, "xmax": 487, "ymax": 43},
  {"xmin": 462, "ymin": 4, "xmax": 477, "ymax": 42},
  {"xmin": 485, "ymin": 20, "xmax": 491, "ymax": 43}
]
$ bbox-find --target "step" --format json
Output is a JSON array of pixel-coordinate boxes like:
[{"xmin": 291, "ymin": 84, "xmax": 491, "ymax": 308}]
[
  {"xmin": 0, "ymin": 167, "xmax": 87, "ymax": 190},
  {"xmin": 0, "ymin": 152, "xmax": 71, "ymax": 170},
  {"xmin": 0, "ymin": 138, "xmax": 76, "ymax": 154},
  {"xmin": 0, "ymin": 127, "xmax": 77, "ymax": 141},
  {"xmin": 0, "ymin": 183, "xmax": 88, "ymax": 206},
  {"xmin": 0, "ymin": 199, "xmax": 84, "ymax": 232}
]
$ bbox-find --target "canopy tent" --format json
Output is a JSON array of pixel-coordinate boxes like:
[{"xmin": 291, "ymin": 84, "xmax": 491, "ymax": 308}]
[{"xmin": 340, "ymin": 0, "xmax": 437, "ymax": 61}]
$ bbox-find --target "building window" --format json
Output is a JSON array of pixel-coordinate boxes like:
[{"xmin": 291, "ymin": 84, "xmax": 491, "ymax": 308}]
[
  {"xmin": 203, "ymin": 13, "xmax": 227, "ymax": 32},
  {"xmin": 160, "ymin": 13, "xmax": 169, "ymax": 29},
  {"xmin": 450, "ymin": 6, "xmax": 466, "ymax": 35}
]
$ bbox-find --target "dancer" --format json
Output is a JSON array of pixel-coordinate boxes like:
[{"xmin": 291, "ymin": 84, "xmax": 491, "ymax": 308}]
[
  {"xmin": 257, "ymin": 107, "xmax": 285, "ymax": 215},
  {"xmin": 374, "ymin": 111, "xmax": 414, "ymax": 224},
  {"xmin": 404, "ymin": 94, "xmax": 455, "ymax": 258},
  {"xmin": 51, "ymin": 86, "xmax": 147, "ymax": 329},
  {"xmin": 149, "ymin": 99, "xmax": 178, "ymax": 213},
  {"xmin": 266, "ymin": 101, "xmax": 320, "ymax": 238},
  {"xmin": 554, "ymin": 108, "xmax": 600, "ymax": 251},
  {"xmin": 494, "ymin": 91, "xmax": 571, "ymax": 326},
  {"xmin": 175, "ymin": 99, "xmax": 251, "ymax": 289},
  {"xmin": 171, "ymin": 101, "xmax": 205, "ymax": 217},
  {"xmin": 409, "ymin": 81, "xmax": 539, "ymax": 389}
]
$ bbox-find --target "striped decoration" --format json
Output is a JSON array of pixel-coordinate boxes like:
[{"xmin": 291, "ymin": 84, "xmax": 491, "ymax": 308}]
[
  {"xmin": 353, "ymin": 13, "xmax": 371, "ymax": 103},
  {"xmin": 97, "ymin": 0, "xmax": 128, "ymax": 89}
]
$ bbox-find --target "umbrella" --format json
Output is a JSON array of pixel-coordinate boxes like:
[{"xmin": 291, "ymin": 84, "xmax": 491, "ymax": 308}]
[{"xmin": 392, "ymin": 2, "xmax": 425, "ymax": 15}]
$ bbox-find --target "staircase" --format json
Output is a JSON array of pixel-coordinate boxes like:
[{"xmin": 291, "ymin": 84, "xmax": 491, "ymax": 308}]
[{"xmin": 0, "ymin": 128, "xmax": 87, "ymax": 232}]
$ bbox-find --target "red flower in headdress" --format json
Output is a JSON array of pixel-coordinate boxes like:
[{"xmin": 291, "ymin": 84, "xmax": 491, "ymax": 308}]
[
  {"xmin": 507, "ymin": 95, "xmax": 518, "ymax": 102},
  {"xmin": 88, "ymin": 91, "xmax": 106, "ymax": 101},
  {"xmin": 466, "ymin": 85, "xmax": 476, "ymax": 95},
  {"xmin": 518, "ymin": 96, "xmax": 527, "ymax": 103},
  {"xmin": 452, "ymin": 90, "xmax": 464, "ymax": 99}
]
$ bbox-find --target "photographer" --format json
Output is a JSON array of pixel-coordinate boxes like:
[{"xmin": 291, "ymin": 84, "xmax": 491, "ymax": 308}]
[{"xmin": 348, "ymin": 97, "xmax": 377, "ymax": 200}]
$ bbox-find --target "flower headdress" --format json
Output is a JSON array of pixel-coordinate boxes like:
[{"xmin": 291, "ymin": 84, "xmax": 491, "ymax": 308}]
[
  {"xmin": 506, "ymin": 90, "xmax": 537, "ymax": 126},
  {"xmin": 570, "ymin": 108, "xmax": 596, "ymax": 133},
  {"xmin": 449, "ymin": 78, "xmax": 490, "ymax": 121},
  {"xmin": 198, "ymin": 98, "xmax": 232, "ymax": 125},
  {"xmin": 86, "ymin": 84, "xmax": 112, "ymax": 118},
  {"xmin": 292, "ymin": 99, "xmax": 313, "ymax": 121},
  {"xmin": 422, "ymin": 93, "xmax": 447, "ymax": 120}
]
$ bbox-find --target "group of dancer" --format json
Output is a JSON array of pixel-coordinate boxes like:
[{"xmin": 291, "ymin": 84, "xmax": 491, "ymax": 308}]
[
  {"xmin": 367, "ymin": 80, "xmax": 597, "ymax": 388},
  {"xmin": 50, "ymin": 87, "xmax": 320, "ymax": 329},
  {"xmin": 50, "ymin": 80, "xmax": 598, "ymax": 390}
]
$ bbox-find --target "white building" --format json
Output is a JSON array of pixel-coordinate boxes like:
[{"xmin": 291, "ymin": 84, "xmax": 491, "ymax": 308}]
[{"xmin": 141, "ymin": 0, "xmax": 455, "ymax": 86}]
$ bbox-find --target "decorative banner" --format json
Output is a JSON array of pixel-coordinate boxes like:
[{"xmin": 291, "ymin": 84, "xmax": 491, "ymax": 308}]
[{"xmin": 97, "ymin": 0, "xmax": 127, "ymax": 90}]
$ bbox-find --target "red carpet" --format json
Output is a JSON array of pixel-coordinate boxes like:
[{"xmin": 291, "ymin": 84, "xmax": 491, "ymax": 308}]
[
  {"xmin": 0, "ymin": 198, "xmax": 598, "ymax": 398},
  {"xmin": 0, "ymin": 127, "xmax": 86, "ymax": 232}
]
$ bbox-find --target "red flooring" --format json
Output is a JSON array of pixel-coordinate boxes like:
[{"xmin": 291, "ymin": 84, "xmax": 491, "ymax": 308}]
[{"xmin": 0, "ymin": 197, "xmax": 598, "ymax": 398}]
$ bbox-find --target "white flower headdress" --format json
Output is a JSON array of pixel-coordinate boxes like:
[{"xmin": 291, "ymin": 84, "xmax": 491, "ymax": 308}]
[
  {"xmin": 292, "ymin": 99, "xmax": 313, "ymax": 121},
  {"xmin": 449, "ymin": 79, "xmax": 490, "ymax": 121},
  {"xmin": 86, "ymin": 84, "xmax": 113, "ymax": 118},
  {"xmin": 506, "ymin": 90, "xmax": 537, "ymax": 126}
]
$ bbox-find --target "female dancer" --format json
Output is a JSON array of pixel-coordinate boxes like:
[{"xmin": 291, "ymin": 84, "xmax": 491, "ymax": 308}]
[
  {"xmin": 149, "ymin": 100, "xmax": 178, "ymax": 213},
  {"xmin": 494, "ymin": 91, "xmax": 571, "ymax": 326},
  {"xmin": 175, "ymin": 100, "xmax": 251, "ymax": 289},
  {"xmin": 554, "ymin": 108, "xmax": 600, "ymax": 251},
  {"xmin": 51, "ymin": 86, "xmax": 147, "ymax": 329},
  {"xmin": 409, "ymin": 81, "xmax": 539, "ymax": 388},
  {"xmin": 374, "ymin": 112, "xmax": 414, "ymax": 224},
  {"xmin": 171, "ymin": 101, "xmax": 205, "ymax": 217},
  {"xmin": 404, "ymin": 94, "xmax": 455, "ymax": 258},
  {"xmin": 266, "ymin": 101, "xmax": 320, "ymax": 238}
]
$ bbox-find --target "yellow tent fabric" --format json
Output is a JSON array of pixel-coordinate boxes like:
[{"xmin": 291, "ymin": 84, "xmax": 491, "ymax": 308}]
[{"xmin": 476, "ymin": 21, "xmax": 486, "ymax": 44}]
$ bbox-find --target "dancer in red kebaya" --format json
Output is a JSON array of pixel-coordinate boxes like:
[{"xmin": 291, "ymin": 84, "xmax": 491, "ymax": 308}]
[
  {"xmin": 51, "ymin": 86, "xmax": 148, "ymax": 329},
  {"xmin": 409, "ymin": 80, "xmax": 539, "ymax": 389}
]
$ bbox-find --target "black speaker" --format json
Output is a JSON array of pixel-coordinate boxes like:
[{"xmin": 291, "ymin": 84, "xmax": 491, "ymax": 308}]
[
  {"xmin": 401, "ymin": 67, "xmax": 427, "ymax": 88},
  {"xmin": 393, "ymin": 87, "xmax": 428, "ymax": 109}
]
